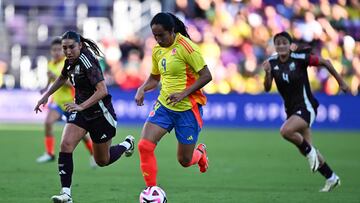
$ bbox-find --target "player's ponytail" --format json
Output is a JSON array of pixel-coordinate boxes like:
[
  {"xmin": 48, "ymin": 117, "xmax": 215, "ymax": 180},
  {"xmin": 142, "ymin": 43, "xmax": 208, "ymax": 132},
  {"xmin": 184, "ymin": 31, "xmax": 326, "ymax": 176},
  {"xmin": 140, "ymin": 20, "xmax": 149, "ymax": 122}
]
[
  {"xmin": 166, "ymin": 12, "xmax": 191, "ymax": 39},
  {"xmin": 150, "ymin": 12, "xmax": 191, "ymax": 39},
  {"xmin": 61, "ymin": 30, "xmax": 104, "ymax": 57},
  {"xmin": 79, "ymin": 35, "xmax": 104, "ymax": 57}
]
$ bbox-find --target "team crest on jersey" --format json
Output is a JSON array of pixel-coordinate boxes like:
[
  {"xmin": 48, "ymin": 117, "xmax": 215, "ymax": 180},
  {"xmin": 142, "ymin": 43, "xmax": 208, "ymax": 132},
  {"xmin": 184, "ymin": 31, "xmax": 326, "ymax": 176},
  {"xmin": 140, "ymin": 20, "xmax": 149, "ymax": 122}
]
[
  {"xmin": 289, "ymin": 62, "xmax": 296, "ymax": 71},
  {"xmin": 171, "ymin": 48, "xmax": 177, "ymax": 55},
  {"xmin": 75, "ymin": 65, "xmax": 80, "ymax": 74}
]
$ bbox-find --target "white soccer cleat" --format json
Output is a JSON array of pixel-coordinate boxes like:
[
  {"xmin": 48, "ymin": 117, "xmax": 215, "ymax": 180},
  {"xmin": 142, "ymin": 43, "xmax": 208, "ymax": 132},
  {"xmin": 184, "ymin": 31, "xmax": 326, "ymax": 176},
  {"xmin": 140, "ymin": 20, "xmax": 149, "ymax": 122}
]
[
  {"xmin": 124, "ymin": 135, "xmax": 135, "ymax": 157},
  {"xmin": 51, "ymin": 192, "xmax": 73, "ymax": 203},
  {"xmin": 320, "ymin": 174, "xmax": 341, "ymax": 192},
  {"xmin": 306, "ymin": 147, "xmax": 320, "ymax": 172},
  {"xmin": 36, "ymin": 153, "xmax": 55, "ymax": 163},
  {"xmin": 89, "ymin": 155, "xmax": 98, "ymax": 168}
]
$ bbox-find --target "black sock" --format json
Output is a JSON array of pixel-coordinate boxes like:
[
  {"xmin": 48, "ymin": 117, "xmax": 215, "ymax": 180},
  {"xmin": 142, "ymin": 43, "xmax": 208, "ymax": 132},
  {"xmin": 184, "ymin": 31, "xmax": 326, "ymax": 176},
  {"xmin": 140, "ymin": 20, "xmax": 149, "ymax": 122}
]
[
  {"xmin": 297, "ymin": 139, "xmax": 312, "ymax": 156},
  {"xmin": 318, "ymin": 162, "xmax": 333, "ymax": 179},
  {"xmin": 58, "ymin": 152, "xmax": 73, "ymax": 188},
  {"xmin": 108, "ymin": 145, "xmax": 127, "ymax": 165}
]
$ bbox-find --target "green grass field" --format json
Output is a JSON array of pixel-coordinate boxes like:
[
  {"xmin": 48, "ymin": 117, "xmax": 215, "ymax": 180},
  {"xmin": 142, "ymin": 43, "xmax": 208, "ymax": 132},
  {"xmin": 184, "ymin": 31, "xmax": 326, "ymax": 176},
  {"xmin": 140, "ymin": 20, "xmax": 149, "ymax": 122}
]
[{"xmin": 0, "ymin": 123, "xmax": 359, "ymax": 203}]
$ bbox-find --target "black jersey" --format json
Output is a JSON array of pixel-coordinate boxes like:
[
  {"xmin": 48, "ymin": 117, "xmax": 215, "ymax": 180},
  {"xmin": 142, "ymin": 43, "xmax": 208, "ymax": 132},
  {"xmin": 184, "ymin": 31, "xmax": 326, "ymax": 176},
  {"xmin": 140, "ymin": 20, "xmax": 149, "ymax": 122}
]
[
  {"xmin": 61, "ymin": 49, "xmax": 116, "ymax": 120},
  {"xmin": 268, "ymin": 52, "xmax": 320, "ymax": 113}
]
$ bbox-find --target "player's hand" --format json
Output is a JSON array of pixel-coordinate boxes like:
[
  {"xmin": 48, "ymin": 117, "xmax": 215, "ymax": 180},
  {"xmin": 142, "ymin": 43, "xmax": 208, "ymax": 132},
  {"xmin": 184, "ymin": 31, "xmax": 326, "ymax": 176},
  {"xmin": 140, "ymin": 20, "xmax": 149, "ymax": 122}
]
[
  {"xmin": 64, "ymin": 103, "xmax": 84, "ymax": 112},
  {"xmin": 34, "ymin": 96, "xmax": 49, "ymax": 113},
  {"xmin": 167, "ymin": 92, "xmax": 186, "ymax": 106},
  {"xmin": 135, "ymin": 88, "xmax": 145, "ymax": 106},
  {"xmin": 262, "ymin": 60, "xmax": 271, "ymax": 73}
]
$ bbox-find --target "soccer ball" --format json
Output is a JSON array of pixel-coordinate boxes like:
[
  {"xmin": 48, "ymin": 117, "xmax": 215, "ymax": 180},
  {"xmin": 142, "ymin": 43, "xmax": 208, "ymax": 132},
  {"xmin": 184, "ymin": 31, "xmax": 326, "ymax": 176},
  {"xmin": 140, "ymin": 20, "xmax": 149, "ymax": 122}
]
[{"xmin": 139, "ymin": 186, "xmax": 167, "ymax": 203}]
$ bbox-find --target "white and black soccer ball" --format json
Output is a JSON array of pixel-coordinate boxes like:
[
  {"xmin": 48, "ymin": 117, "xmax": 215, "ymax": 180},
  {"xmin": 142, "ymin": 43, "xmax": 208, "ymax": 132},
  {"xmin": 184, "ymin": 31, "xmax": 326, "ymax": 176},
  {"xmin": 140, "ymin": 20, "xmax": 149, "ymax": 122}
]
[{"xmin": 139, "ymin": 186, "xmax": 167, "ymax": 203}]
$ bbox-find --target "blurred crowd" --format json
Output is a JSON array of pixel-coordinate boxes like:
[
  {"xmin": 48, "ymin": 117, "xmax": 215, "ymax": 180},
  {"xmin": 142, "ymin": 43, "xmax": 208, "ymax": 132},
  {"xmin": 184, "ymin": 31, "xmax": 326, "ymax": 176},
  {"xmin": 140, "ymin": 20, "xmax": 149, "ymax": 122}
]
[
  {"xmin": 101, "ymin": 0, "xmax": 360, "ymax": 95},
  {"xmin": 1, "ymin": 0, "xmax": 359, "ymax": 95}
]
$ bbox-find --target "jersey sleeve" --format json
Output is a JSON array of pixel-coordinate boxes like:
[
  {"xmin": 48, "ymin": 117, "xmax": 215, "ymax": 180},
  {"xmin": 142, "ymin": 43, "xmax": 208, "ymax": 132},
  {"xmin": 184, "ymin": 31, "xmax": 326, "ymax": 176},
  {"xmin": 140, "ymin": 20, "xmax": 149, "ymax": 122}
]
[
  {"xmin": 151, "ymin": 49, "xmax": 160, "ymax": 75},
  {"xmin": 182, "ymin": 43, "xmax": 206, "ymax": 72},
  {"xmin": 79, "ymin": 51, "xmax": 104, "ymax": 86},
  {"xmin": 184, "ymin": 49, "xmax": 206, "ymax": 72},
  {"xmin": 85, "ymin": 61, "xmax": 104, "ymax": 86}
]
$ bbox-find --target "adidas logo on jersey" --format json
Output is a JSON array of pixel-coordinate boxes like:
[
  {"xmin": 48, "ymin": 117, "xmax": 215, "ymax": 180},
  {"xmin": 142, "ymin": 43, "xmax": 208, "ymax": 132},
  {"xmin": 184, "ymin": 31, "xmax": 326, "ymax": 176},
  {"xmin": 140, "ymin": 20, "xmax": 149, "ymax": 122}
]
[
  {"xmin": 274, "ymin": 65, "xmax": 279, "ymax": 70},
  {"xmin": 59, "ymin": 170, "xmax": 67, "ymax": 175},
  {"xmin": 100, "ymin": 134, "xmax": 107, "ymax": 139},
  {"xmin": 296, "ymin": 110, "xmax": 302, "ymax": 115},
  {"xmin": 187, "ymin": 135, "xmax": 193, "ymax": 141}
]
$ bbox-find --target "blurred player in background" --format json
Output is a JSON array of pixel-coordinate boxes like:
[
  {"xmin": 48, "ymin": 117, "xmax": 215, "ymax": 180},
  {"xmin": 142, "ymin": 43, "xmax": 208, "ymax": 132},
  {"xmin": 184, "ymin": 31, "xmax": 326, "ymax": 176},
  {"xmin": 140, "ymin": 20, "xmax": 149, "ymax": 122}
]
[
  {"xmin": 36, "ymin": 37, "xmax": 96, "ymax": 168},
  {"xmin": 34, "ymin": 31, "xmax": 135, "ymax": 203},
  {"xmin": 263, "ymin": 31, "xmax": 351, "ymax": 192},
  {"xmin": 135, "ymin": 12, "xmax": 212, "ymax": 189}
]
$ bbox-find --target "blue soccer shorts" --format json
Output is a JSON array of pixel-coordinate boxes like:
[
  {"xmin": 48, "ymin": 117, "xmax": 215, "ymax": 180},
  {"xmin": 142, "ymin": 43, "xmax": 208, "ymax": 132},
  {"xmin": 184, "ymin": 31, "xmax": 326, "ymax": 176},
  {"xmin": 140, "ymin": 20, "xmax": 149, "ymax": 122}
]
[
  {"xmin": 147, "ymin": 101, "xmax": 203, "ymax": 144},
  {"xmin": 49, "ymin": 102, "xmax": 71, "ymax": 121}
]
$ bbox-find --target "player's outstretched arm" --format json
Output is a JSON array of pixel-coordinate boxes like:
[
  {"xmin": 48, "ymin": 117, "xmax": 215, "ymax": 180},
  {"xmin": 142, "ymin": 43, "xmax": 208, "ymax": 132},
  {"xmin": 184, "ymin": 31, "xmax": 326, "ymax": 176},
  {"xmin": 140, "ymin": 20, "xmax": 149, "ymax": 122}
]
[
  {"xmin": 34, "ymin": 75, "xmax": 67, "ymax": 113},
  {"xmin": 318, "ymin": 57, "xmax": 351, "ymax": 94},
  {"xmin": 263, "ymin": 60, "xmax": 272, "ymax": 92},
  {"xmin": 135, "ymin": 74, "xmax": 160, "ymax": 106}
]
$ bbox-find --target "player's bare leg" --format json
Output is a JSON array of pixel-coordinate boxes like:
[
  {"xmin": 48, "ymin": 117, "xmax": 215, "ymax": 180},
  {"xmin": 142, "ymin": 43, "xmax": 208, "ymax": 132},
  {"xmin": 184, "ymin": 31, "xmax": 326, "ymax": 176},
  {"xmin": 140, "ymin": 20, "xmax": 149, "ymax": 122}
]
[
  {"xmin": 280, "ymin": 116, "xmax": 319, "ymax": 172},
  {"xmin": 178, "ymin": 142, "xmax": 208, "ymax": 173}
]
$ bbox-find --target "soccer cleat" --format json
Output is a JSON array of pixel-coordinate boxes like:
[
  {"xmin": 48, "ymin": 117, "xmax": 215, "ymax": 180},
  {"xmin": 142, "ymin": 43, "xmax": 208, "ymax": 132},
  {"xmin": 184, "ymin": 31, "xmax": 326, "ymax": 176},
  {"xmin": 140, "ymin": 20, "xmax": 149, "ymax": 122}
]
[
  {"xmin": 196, "ymin": 143, "xmax": 209, "ymax": 173},
  {"xmin": 306, "ymin": 146, "xmax": 320, "ymax": 172},
  {"xmin": 89, "ymin": 155, "xmax": 98, "ymax": 168},
  {"xmin": 36, "ymin": 153, "xmax": 55, "ymax": 163},
  {"xmin": 124, "ymin": 135, "xmax": 135, "ymax": 157},
  {"xmin": 320, "ymin": 174, "xmax": 341, "ymax": 192},
  {"xmin": 51, "ymin": 191, "xmax": 73, "ymax": 203}
]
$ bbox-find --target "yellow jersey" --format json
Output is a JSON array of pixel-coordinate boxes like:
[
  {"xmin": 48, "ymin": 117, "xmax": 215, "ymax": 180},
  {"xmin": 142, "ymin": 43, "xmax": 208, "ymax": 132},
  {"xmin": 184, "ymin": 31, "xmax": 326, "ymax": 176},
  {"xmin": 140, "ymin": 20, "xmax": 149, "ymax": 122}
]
[
  {"xmin": 152, "ymin": 33, "xmax": 207, "ymax": 111},
  {"xmin": 48, "ymin": 57, "xmax": 74, "ymax": 110}
]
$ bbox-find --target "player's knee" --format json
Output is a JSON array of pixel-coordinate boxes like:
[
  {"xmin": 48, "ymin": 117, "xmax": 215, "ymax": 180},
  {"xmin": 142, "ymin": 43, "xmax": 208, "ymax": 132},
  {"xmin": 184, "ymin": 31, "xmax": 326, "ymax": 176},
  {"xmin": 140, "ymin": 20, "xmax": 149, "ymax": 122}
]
[
  {"xmin": 60, "ymin": 140, "xmax": 74, "ymax": 152},
  {"xmin": 280, "ymin": 126, "xmax": 293, "ymax": 139},
  {"xmin": 138, "ymin": 139, "xmax": 156, "ymax": 154},
  {"xmin": 178, "ymin": 156, "xmax": 192, "ymax": 167},
  {"xmin": 95, "ymin": 158, "xmax": 108, "ymax": 167}
]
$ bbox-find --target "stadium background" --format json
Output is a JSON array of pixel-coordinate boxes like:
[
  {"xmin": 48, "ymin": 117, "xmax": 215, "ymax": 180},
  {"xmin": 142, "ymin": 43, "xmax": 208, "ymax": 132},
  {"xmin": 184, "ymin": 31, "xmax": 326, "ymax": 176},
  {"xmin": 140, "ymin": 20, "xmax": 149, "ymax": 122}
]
[{"xmin": 0, "ymin": 0, "xmax": 359, "ymax": 202}]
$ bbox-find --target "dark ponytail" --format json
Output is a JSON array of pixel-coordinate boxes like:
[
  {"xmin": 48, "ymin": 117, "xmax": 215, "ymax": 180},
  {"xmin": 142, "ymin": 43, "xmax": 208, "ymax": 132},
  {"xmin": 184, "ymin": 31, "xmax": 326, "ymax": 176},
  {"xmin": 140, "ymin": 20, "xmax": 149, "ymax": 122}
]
[
  {"xmin": 79, "ymin": 35, "xmax": 103, "ymax": 57},
  {"xmin": 150, "ymin": 12, "xmax": 191, "ymax": 39},
  {"xmin": 61, "ymin": 30, "xmax": 104, "ymax": 57}
]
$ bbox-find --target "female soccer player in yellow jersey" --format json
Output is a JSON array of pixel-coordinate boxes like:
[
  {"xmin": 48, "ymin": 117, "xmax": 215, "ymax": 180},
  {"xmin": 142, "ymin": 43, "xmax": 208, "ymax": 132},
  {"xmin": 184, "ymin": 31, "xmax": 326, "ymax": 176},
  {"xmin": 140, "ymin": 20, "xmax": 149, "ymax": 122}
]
[
  {"xmin": 36, "ymin": 37, "xmax": 96, "ymax": 168},
  {"xmin": 135, "ymin": 12, "xmax": 212, "ymax": 189}
]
